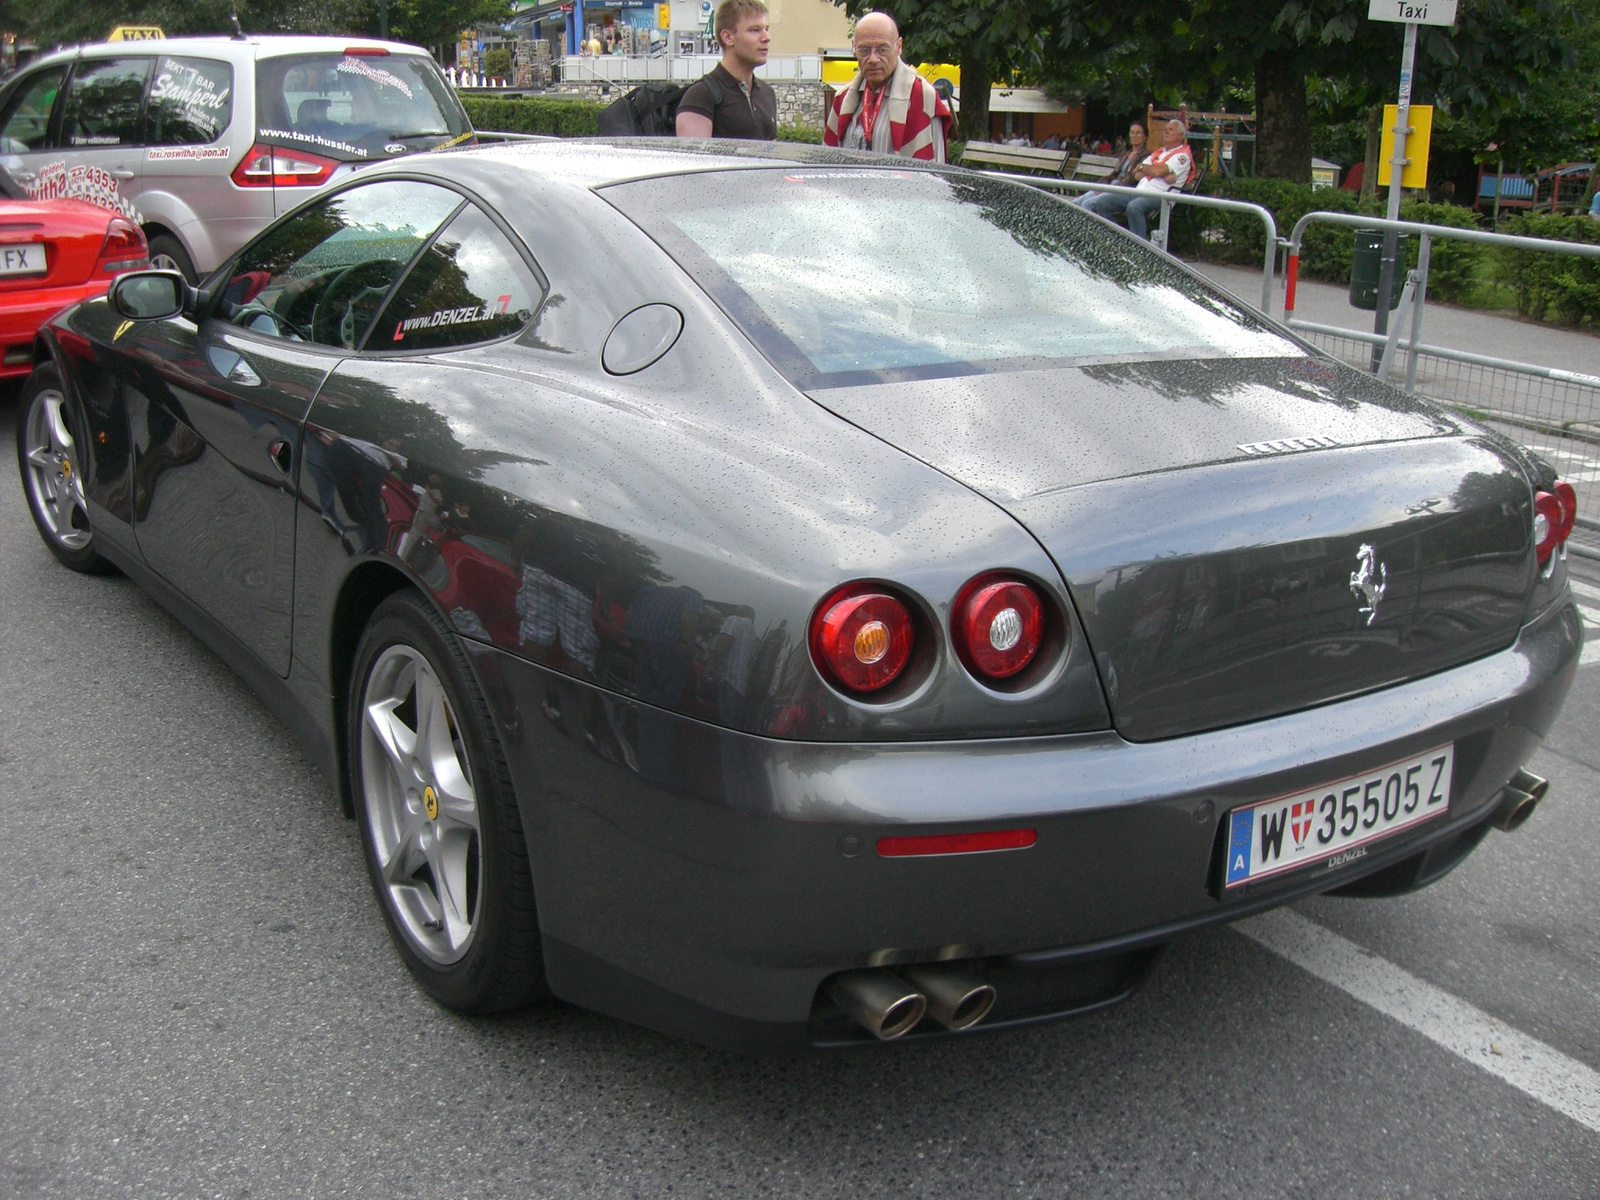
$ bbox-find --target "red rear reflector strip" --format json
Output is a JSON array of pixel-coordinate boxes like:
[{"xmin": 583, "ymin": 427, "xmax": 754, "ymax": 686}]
[{"xmin": 876, "ymin": 829, "xmax": 1037, "ymax": 857}]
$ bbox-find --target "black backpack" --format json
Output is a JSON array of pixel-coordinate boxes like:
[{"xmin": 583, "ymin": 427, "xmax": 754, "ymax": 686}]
[{"xmin": 597, "ymin": 77, "xmax": 723, "ymax": 137}]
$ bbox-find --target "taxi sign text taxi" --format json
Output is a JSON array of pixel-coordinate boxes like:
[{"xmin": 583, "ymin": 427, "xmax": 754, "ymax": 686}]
[{"xmin": 1367, "ymin": 0, "xmax": 1456, "ymax": 25}]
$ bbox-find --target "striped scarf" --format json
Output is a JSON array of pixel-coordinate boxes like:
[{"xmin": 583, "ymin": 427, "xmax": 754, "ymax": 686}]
[{"xmin": 823, "ymin": 61, "xmax": 950, "ymax": 162}]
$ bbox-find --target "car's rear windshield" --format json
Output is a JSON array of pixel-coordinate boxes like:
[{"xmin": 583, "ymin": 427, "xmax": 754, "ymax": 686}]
[
  {"xmin": 604, "ymin": 168, "xmax": 1298, "ymax": 389},
  {"xmin": 255, "ymin": 52, "xmax": 470, "ymax": 161}
]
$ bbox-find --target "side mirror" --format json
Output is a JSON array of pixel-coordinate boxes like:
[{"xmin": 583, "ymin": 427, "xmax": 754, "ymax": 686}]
[{"xmin": 110, "ymin": 270, "xmax": 190, "ymax": 321}]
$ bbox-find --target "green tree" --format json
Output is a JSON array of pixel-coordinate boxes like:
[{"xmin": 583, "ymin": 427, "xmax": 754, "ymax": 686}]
[
  {"xmin": 19, "ymin": 0, "xmax": 507, "ymax": 53},
  {"xmin": 1045, "ymin": 0, "xmax": 1575, "ymax": 182}
]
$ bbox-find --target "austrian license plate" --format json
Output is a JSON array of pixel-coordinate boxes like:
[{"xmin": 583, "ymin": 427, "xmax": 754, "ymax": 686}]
[
  {"xmin": 1224, "ymin": 745, "xmax": 1453, "ymax": 889},
  {"xmin": 0, "ymin": 244, "xmax": 46, "ymax": 276}
]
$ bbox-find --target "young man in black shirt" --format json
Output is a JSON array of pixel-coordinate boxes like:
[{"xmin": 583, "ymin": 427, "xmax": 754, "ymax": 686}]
[{"xmin": 675, "ymin": 0, "xmax": 778, "ymax": 140}]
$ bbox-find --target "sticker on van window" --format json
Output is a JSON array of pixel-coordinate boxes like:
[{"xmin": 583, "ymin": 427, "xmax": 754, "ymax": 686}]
[
  {"xmin": 147, "ymin": 145, "xmax": 232, "ymax": 161},
  {"xmin": 336, "ymin": 56, "xmax": 414, "ymax": 98},
  {"xmin": 149, "ymin": 62, "xmax": 231, "ymax": 140},
  {"xmin": 25, "ymin": 161, "xmax": 140, "ymax": 220},
  {"xmin": 257, "ymin": 128, "xmax": 368, "ymax": 158}
]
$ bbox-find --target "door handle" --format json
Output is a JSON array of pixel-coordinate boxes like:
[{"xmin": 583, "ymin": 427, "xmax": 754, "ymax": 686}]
[
  {"xmin": 268, "ymin": 439, "xmax": 292, "ymax": 474},
  {"xmin": 11, "ymin": 170, "xmax": 35, "ymax": 182},
  {"xmin": 111, "ymin": 168, "xmax": 135, "ymax": 180}
]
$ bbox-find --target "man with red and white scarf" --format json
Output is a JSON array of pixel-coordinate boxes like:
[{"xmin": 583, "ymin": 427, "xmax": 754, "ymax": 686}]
[{"xmin": 823, "ymin": 12, "xmax": 951, "ymax": 162}]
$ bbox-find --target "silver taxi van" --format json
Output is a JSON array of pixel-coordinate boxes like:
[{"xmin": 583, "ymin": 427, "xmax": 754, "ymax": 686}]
[{"xmin": 0, "ymin": 34, "xmax": 474, "ymax": 281}]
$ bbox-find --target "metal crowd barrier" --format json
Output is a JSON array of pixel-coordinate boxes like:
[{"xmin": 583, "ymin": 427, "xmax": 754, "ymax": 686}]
[
  {"xmin": 1281, "ymin": 212, "xmax": 1600, "ymax": 558},
  {"xmin": 994, "ymin": 180, "xmax": 1600, "ymax": 559},
  {"xmin": 997, "ymin": 174, "xmax": 1280, "ymax": 313}
]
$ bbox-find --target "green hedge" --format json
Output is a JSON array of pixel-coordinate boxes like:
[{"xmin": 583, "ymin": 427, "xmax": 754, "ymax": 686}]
[
  {"xmin": 461, "ymin": 95, "xmax": 604, "ymax": 137},
  {"xmin": 1493, "ymin": 214, "xmax": 1600, "ymax": 327},
  {"xmin": 1169, "ymin": 180, "xmax": 1484, "ymax": 304}
]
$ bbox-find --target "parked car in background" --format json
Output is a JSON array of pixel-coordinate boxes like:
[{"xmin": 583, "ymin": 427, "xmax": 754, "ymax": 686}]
[
  {"xmin": 0, "ymin": 34, "xmax": 474, "ymax": 283},
  {"xmin": 0, "ymin": 163, "xmax": 147, "ymax": 378}
]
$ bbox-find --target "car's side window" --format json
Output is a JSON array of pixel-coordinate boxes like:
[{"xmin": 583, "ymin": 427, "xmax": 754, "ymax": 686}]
[
  {"xmin": 371, "ymin": 206, "xmax": 543, "ymax": 353},
  {"xmin": 60, "ymin": 58, "xmax": 152, "ymax": 148},
  {"xmin": 0, "ymin": 67, "xmax": 67, "ymax": 153},
  {"xmin": 145, "ymin": 56, "xmax": 234, "ymax": 146},
  {"xmin": 215, "ymin": 179, "xmax": 463, "ymax": 350}
]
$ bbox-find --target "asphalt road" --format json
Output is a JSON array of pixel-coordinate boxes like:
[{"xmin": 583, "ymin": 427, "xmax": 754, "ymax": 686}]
[{"xmin": 3, "ymin": 381, "xmax": 1599, "ymax": 1199}]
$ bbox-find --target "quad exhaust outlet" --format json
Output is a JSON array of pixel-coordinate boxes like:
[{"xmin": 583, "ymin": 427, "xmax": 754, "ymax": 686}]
[
  {"xmin": 827, "ymin": 964, "xmax": 998, "ymax": 1040},
  {"xmin": 1492, "ymin": 768, "xmax": 1548, "ymax": 832},
  {"xmin": 899, "ymin": 965, "xmax": 997, "ymax": 1031}
]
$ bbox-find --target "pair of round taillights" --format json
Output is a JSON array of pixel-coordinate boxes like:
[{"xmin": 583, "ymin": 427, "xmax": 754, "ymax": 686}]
[
  {"xmin": 1533, "ymin": 480, "xmax": 1578, "ymax": 565},
  {"xmin": 809, "ymin": 575, "xmax": 1050, "ymax": 695}
]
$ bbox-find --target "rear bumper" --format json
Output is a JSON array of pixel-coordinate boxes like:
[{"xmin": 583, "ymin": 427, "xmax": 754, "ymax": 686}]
[
  {"xmin": 0, "ymin": 282, "xmax": 110, "ymax": 376},
  {"xmin": 465, "ymin": 597, "xmax": 1582, "ymax": 1052}
]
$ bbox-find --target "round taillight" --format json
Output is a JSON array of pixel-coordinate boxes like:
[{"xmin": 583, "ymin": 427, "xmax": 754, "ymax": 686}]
[
  {"xmin": 1533, "ymin": 491, "xmax": 1563, "ymax": 563},
  {"xmin": 1553, "ymin": 480, "xmax": 1577, "ymax": 542},
  {"xmin": 953, "ymin": 576, "xmax": 1046, "ymax": 680},
  {"xmin": 810, "ymin": 586, "xmax": 914, "ymax": 693}
]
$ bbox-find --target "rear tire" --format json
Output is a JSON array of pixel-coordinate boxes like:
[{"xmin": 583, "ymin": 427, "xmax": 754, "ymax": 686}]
[
  {"xmin": 146, "ymin": 233, "xmax": 196, "ymax": 284},
  {"xmin": 15, "ymin": 363, "xmax": 114, "ymax": 574},
  {"xmin": 348, "ymin": 591, "xmax": 548, "ymax": 1014}
]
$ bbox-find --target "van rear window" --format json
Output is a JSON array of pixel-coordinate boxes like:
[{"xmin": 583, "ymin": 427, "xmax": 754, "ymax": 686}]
[{"xmin": 254, "ymin": 53, "xmax": 470, "ymax": 161}]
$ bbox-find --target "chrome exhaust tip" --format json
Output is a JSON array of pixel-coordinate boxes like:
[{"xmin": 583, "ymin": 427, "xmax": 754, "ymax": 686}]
[
  {"xmin": 1510, "ymin": 768, "xmax": 1549, "ymax": 803},
  {"xmin": 899, "ymin": 964, "xmax": 997, "ymax": 1031},
  {"xmin": 827, "ymin": 970, "xmax": 927, "ymax": 1040},
  {"xmin": 1492, "ymin": 786, "xmax": 1540, "ymax": 832}
]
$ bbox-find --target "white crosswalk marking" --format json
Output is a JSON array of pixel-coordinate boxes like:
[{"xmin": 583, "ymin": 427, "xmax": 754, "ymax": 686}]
[{"xmin": 1237, "ymin": 910, "xmax": 1600, "ymax": 1133}]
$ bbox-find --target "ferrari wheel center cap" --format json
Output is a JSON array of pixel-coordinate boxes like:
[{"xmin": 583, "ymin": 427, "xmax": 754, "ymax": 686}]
[{"xmin": 423, "ymin": 785, "xmax": 439, "ymax": 821}]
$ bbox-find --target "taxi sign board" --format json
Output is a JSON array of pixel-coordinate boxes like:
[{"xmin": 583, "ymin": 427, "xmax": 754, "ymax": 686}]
[
  {"xmin": 1367, "ymin": 0, "xmax": 1456, "ymax": 26},
  {"xmin": 107, "ymin": 25, "xmax": 165, "ymax": 40},
  {"xmin": 1377, "ymin": 103, "xmax": 1432, "ymax": 188}
]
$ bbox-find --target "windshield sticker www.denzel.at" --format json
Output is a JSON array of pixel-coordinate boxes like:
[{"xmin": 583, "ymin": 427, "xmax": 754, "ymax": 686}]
[
  {"xmin": 150, "ymin": 63, "xmax": 231, "ymax": 140},
  {"xmin": 257, "ymin": 128, "xmax": 368, "ymax": 158},
  {"xmin": 337, "ymin": 56, "xmax": 414, "ymax": 98},
  {"xmin": 392, "ymin": 296, "xmax": 514, "ymax": 341},
  {"xmin": 25, "ymin": 161, "xmax": 140, "ymax": 220},
  {"xmin": 147, "ymin": 144, "xmax": 233, "ymax": 161}
]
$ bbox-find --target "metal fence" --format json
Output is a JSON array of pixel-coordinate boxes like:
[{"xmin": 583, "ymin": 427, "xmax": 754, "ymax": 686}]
[
  {"xmin": 990, "ymin": 178, "xmax": 1600, "ymax": 559},
  {"xmin": 1281, "ymin": 212, "xmax": 1600, "ymax": 559}
]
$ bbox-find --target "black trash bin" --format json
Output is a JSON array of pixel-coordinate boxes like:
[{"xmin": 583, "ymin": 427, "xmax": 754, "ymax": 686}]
[{"xmin": 1350, "ymin": 229, "xmax": 1407, "ymax": 310}]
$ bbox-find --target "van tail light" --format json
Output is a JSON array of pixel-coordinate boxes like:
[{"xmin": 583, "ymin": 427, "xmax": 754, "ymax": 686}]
[
  {"xmin": 96, "ymin": 217, "xmax": 149, "ymax": 274},
  {"xmin": 1533, "ymin": 480, "xmax": 1577, "ymax": 564},
  {"xmin": 952, "ymin": 574, "xmax": 1046, "ymax": 680},
  {"xmin": 232, "ymin": 143, "xmax": 339, "ymax": 188},
  {"xmin": 343, "ymin": 46, "xmax": 391, "ymax": 55},
  {"xmin": 810, "ymin": 584, "xmax": 914, "ymax": 693}
]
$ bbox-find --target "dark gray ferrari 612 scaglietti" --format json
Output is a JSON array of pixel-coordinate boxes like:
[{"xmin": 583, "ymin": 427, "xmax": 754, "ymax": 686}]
[{"xmin": 15, "ymin": 141, "xmax": 1584, "ymax": 1050}]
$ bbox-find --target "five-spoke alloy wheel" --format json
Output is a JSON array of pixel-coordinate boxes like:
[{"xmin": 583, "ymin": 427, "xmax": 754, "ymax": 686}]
[
  {"xmin": 349, "ymin": 592, "xmax": 546, "ymax": 1012},
  {"xmin": 16, "ymin": 363, "xmax": 111, "ymax": 573}
]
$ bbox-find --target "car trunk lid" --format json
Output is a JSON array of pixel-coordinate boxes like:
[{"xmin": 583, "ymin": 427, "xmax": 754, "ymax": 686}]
[
  {"xmin": 810, "ymin": 356, "xmax": 1535, "ymax": 740},
  {"xmin": 0, "ymin": 199, "xmax": 109, "ymax": 290}
]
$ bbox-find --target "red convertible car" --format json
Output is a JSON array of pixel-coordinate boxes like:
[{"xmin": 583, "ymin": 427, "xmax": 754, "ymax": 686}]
[{"xmin": 0, "ymin": 165, "xmax": 148, "ymax": 378}]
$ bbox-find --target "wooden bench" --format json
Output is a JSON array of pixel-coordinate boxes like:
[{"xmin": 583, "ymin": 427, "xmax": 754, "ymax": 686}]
[
  {"xmin": 1068, "ymin": 152, "xmax": 1123, "ymax": 183},
  {"xmin": 959, "ymin": 141, "xmax": 1070, "ymax": 176}
]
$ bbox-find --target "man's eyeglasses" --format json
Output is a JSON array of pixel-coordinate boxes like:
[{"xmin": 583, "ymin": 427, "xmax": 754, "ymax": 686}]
[{"xmin": 854, "ymin": 43, "xmax": 895, "ymax": 59}]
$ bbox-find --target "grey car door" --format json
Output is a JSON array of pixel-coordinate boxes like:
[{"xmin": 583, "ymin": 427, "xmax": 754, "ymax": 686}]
[{"xmin": 123, "ymin": 177, "xmax": 464, "ymax": 676}]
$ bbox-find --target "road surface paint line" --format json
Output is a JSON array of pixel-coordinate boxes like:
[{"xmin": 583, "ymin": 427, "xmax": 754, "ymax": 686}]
[
  {"xmin": 1570, "ymin": 577, "xmax": 1600, "ymax": 605},
  {"xmin": 1235, "ymin": 909, "xmax": 1600, "ymax": 1133}
]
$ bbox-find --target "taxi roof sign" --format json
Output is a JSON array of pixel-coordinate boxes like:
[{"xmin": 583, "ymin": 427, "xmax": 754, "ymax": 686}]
[{"xmin": 107, "ymin": 25, "xmax": 165, "ymax": 41}]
